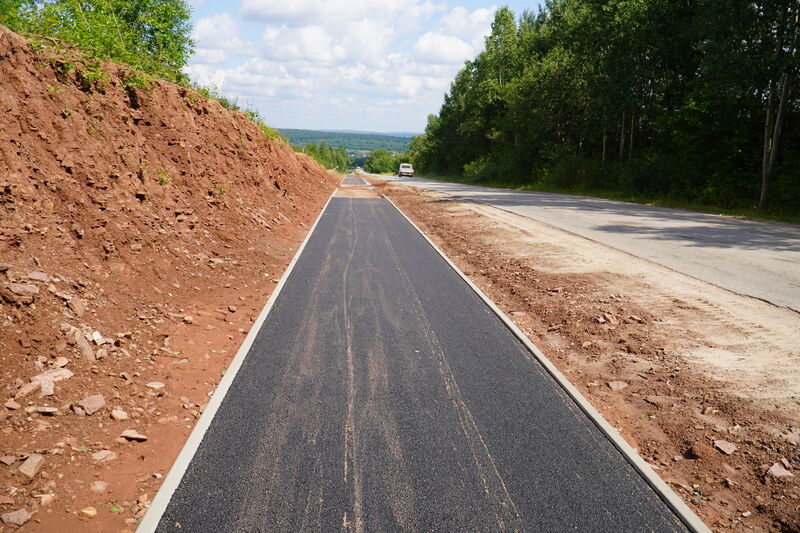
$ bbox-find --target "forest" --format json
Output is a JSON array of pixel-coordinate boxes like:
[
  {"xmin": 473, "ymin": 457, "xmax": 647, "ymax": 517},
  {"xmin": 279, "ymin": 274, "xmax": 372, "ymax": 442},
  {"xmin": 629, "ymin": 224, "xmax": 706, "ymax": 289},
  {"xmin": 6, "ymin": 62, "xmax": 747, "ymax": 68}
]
[
  {"xmin": 410, "ymin": 1, "xmax": 799, "ymax": 216},
  {"xmin": 280, "ymin": 129, "xmax": 411, "ymax": 153}
]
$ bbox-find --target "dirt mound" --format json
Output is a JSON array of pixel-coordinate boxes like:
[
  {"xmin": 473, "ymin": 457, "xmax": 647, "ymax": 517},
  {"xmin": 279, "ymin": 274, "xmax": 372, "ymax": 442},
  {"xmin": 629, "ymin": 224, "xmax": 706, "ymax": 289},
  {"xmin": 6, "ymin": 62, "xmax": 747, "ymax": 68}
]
[{"xmin": 0, "ymin": 26, "xmax": 337, "ymax": 531}]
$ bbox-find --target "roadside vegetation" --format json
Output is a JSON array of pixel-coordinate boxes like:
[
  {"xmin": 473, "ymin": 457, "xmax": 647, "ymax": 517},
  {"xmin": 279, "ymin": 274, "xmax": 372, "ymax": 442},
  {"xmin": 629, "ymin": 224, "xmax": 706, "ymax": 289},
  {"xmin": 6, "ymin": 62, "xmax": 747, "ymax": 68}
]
[
  {"xmin": 297, "ymin": 141, "xmax": 349, "ymax": 171},
  {"xmin": 408, "ymin": 2, "xmax": 800, "ymax": 220},
  {"xmin": 0, "ymin": 0, "xmax": 287, "ymax": 146},
  {"xmin": 363, "ymin": 148, "xmax": 411, "ymax": 174}
]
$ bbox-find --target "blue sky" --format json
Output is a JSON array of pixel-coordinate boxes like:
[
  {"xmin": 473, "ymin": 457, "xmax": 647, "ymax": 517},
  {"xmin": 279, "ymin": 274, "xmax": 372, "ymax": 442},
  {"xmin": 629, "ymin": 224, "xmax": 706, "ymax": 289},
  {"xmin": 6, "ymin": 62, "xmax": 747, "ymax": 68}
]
[{"xmin": 185, "ymin": 1, "xmax": 539, "ymax": 133}]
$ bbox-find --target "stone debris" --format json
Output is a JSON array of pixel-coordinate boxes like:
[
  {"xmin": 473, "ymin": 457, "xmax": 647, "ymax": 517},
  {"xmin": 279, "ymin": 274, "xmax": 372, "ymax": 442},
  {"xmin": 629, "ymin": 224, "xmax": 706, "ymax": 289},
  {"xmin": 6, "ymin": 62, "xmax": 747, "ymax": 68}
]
[
  {"xmin": 644, "ymin": 395, "xmax": 675, "ymax": 409},
  {"xmin": 713, "ymin": 439, "xmax": 737, "ymax": 455},
  {"xmin": 607, "ymin": 381, "xmax": 628, "ymax": 391},
  {"xmin": 80, "ymin": 506, "xmax": 97, "ymax": 518},
  {"xmin": 27, "ymin": 271, "xmax": 49, "ymax": 282},
  {"xmin": 90, "ymin": 481, "xmax": 110, "ymax": 494},
  {"xmin": 111, "ymin": 409, "xmax": 129, "ymax": 421},
  {"xmin": 91, "ymin": 450, "xmax": 117, "ymax": 463},
  {"xmin": 78, "ymin": 394, "xmax": 106, "ymax": 415},
  {"xmin": 146, "ymin": 381, "xmax": 165, "ymax": 390},
  {"xmin": 183, "ymin": 315, "xmax": 194, "ymax": 324},
  {"xmin": 14, "ymin": 380, "xmax": 40, "ymax": 400},
  {"xmin": 38, "ymin": 493, "xmax": 55, "ymax": 506},
  {"xmin": 0, "ymin": 282, "xmax": 39, "ymax": 304},
  {"xmin": 4, "ymin": 399, "xmax": 21, "ymax": 410},
  {"xmin": 52, "ymin": 356, "xmax": 70, "ymax": 368},
  {"xmin": 18, "ymin": 453, "xmax": 45, "ymax": 479},
  {"xmin": 32, "ymin": 367, "xmax": 73, "ymax": 383},
  {"xmin": 26, "ymin": 406, "xmax": 57, "ymax": 415},
  {"xmin": 0, "ymin": 456, "xmax": 15, "ymax": 466},
  {"xmin": 74, "ymin": 333, "xmax": 96, "ymax": 361},
  {"xmin": 1, "ymin": 508, "xmax": 32, "ymax": 526},
  {"xmin": 67, "ymin": 296, "xmax": 85, "ymax": 317},
  {"xmin": 120, "ymin": 429, "xmax": 148, "ymax": 441},
  {"xmin": 228, "ymin": 305, "xmax": 237, "ymax": 313},
  {"xmin": 39, "ymin": 379, "xmax": 55, "ymax": 396},
  {"xmin": 0, "ymin": 495, "xmax": 14, "ymax": 505},
  {"xmin": 767, "ymin": 462, "xmax": 794, "ymax": 478}
]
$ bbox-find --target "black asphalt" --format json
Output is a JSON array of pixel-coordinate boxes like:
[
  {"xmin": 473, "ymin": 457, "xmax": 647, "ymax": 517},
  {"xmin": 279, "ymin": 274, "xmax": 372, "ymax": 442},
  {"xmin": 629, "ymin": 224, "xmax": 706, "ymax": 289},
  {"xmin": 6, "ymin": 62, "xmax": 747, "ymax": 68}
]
[{"xmin": 154, "ymin": 197, "xmax": 691, "ymax": 532}]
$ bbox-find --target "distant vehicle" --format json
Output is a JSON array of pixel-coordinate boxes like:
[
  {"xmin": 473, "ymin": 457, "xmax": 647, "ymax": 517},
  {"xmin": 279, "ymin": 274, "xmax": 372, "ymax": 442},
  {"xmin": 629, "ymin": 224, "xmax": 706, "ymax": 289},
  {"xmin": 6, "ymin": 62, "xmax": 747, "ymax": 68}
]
[{"xmin": 398, "ymin": 163, "xmax": 414, "ymax": 177}]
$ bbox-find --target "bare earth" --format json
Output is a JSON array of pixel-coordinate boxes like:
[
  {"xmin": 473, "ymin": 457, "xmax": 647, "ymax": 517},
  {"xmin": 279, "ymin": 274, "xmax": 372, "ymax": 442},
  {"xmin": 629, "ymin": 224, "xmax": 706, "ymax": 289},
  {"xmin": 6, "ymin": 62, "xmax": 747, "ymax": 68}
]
[{"xmin": 373, "ymin": 179, "xmax": 800, "ymax": 533}]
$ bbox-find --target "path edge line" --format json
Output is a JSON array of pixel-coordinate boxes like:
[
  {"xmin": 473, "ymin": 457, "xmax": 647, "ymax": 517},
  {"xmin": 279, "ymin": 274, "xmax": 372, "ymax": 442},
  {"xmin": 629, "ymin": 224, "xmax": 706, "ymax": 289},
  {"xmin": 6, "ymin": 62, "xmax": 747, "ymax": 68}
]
[
  {"xmin": 382, "ymin": 194, "xmax": 711, "ymax": 533},
  {"xmin": 137, "ymin": 192, "xmax": 335, "ymax": 532}
]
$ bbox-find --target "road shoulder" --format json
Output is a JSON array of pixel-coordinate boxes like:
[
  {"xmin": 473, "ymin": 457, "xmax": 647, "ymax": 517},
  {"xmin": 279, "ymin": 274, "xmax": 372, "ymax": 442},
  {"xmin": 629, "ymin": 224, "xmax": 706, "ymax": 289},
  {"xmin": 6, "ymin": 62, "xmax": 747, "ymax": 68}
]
[{"xmin": 374, "ymin": 180, "xmax": 800, "ymax": 532}]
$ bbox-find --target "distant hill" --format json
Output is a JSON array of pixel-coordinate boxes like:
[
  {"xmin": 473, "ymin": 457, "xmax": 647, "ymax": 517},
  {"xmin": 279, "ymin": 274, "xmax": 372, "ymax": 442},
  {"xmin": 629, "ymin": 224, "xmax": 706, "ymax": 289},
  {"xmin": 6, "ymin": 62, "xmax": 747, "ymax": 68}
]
[{"xmin": 279, "ymin": 128, "xmax": 412, "ymax": 152}]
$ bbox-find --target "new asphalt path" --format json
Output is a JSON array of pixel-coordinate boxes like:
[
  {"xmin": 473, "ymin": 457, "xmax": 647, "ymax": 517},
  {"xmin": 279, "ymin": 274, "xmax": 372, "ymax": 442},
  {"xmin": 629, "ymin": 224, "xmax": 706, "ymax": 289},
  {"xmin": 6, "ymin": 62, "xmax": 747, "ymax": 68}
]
[
  {"xmin": 145, "ymin": 196, "xmax": 696, "ymax": 532},
  {"xmin": 378, "ymin": 175, "xmax": 800, "ymax": 312}
]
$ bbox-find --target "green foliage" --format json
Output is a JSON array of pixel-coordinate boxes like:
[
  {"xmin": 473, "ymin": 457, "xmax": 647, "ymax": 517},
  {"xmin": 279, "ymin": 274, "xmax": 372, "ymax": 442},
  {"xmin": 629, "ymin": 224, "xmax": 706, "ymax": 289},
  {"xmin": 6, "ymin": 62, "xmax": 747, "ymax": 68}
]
[
  {"xmin": 364, "ymin": 148, "xmax": 396, "ymax": 174},
  {"xmin": 299, "ymin": 141, "xmax": 349, "ymax": 170},
  {"xmin": 156, "ymin": 169, "xmax": 170, "ymax": 185},
  {"xmin": 0, "ymin": 0, "xmax": 193, "ymax": 82},
  {"xmin": 414, "ymin": 1, "xmax": 800, "ymax": 216},
  {"xmin": 213, "ymin": 184, "xmax": 227, "ymax": 195},
  {"xmin": 280, "ymin": 129, "xmax": 412, "ymax": 153}
]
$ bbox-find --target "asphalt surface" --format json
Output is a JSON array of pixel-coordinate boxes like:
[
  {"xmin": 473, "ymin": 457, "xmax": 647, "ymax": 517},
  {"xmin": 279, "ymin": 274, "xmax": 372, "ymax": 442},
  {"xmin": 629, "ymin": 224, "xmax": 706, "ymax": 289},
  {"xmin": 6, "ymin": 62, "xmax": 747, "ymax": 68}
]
[
  {"xmin": 153, "ymin": 197, "xmax": 691, "ymax": 532},
  {"xmin": 378, "ymin": 175, "xmax": 800, "ymax": 311}
]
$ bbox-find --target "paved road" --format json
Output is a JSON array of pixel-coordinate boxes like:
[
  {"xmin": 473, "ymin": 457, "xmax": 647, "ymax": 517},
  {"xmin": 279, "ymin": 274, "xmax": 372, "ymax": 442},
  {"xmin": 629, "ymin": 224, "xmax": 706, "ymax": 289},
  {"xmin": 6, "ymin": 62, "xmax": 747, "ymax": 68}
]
[
  {"xmin": 146, "ymin": 196, "xmax": 694, "ymax": 532},
  {"xmin": 379, "ymin": 175, "xmax": 800, "ymax": 312}
]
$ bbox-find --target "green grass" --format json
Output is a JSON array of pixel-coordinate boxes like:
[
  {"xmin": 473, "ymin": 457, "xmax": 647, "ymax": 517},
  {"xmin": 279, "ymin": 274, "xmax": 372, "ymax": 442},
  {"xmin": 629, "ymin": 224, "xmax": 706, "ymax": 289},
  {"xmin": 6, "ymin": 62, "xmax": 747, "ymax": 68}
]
[{"xmin": 419, "ymin": 174, "xmax": 800, "ymax": 225}]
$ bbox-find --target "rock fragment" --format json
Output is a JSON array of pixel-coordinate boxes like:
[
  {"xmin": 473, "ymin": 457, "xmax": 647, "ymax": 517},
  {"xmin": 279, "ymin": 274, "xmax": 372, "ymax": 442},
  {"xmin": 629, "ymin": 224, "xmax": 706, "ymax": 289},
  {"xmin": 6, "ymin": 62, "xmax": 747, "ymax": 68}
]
[
  {"xmin": 18, "ymin": 453, "xmax": 45, "ymax": 479},
  {"xmin": 90, "ymin": 481, "xmax": 110, "ymax": 494},
  {"xmin": 0, "ymin": 456, "xmax": 15, "ymax": 466},
  {"xmin": 91, "ymin": 450, "xmax": 117, "ymax": 463},
  {"xmin": 80, "ymin": 506, "xmax": 97, "ymax": 518},
  {"xmin": 78, "ymin": 394, "xmax": 106, "ymax": 415},
  {"xmin": 713, "ymin": 440, "xmax": 737, "ymax": 455},
  {"xmin": 0, "ymin": 282, "xmax": 39, "ymax": 305},
  {"xmin": 32, "ymin": 368, "xmax": 73, "ymax": 383},
  {"xmin": 4, "ymin": 399, "xmax": 21, "ymax": 410},
  {"xmin": 14, "ymin": 381, "xmax": 40, "ymax": 400},
  {"xmin": 1, "ymin": 508, "xmax": 32, "ymax": 526},
  {"xmin": 67, "ymin": 297, "xmax": 85, "ymax": 317},
  {"xmin": 110, "ymin": 409, "xmax": 129, "ymax": 421},
  {"xmin": 607, "ymin": 381, "xmax": 628, "ymax": 391},
  {"xmin": 120, "ymin": 429, "xmax": 148, "ymax": 442},
  {"xmin": 27, "ymin": 271, "xmax": 49, "ymax": 282},
  {"xmin": 146, "ymin": 382, "xmax": 165, "ymax": 390},
  {"xmin": 767, "ymin": 462, "xmax": 794, "ymax": 478}
]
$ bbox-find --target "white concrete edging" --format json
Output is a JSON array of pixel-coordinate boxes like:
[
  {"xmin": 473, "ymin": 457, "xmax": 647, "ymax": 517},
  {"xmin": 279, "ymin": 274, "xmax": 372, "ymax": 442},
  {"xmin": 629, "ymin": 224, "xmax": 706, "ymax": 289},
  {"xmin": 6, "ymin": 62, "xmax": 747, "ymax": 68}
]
[
  {"xmin": 137, "ymin": 193, "xmax": 335, "ymax": 532},
  {"xmin": 382, "ymin": 194, "xmax": 710, "ymax": 533}
]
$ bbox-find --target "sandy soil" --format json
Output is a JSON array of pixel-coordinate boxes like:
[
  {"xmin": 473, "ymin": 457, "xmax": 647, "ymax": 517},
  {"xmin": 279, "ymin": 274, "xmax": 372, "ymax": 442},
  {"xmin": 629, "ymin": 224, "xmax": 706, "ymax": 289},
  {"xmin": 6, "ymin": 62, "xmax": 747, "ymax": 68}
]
[
  {"xmin": 373, "ymin": 180, "xmax": 800, "ymax": 533},
  {"xmin": 0, "ymin": 26, "xmax": 337, "ymax": 532}
]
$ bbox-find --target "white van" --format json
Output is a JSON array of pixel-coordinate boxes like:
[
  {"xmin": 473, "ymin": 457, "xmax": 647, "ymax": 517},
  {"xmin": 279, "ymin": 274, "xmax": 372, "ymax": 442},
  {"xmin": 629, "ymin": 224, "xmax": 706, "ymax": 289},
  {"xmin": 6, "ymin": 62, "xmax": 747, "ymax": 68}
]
[{"xmin": 398, "ymin": 163, "xmax": 414, "ymax": 177}]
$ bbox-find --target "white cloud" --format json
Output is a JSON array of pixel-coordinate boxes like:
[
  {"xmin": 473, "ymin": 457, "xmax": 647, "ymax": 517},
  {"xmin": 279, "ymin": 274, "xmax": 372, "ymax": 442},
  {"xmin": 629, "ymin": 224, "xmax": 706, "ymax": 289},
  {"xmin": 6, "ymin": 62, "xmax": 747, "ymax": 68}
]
[
  {"xmin": 413, "ymin": 32, "xmax": 473, "ymax": 64},
  {"xmin": 240, "ymin": 0, "xmax": 420, "ymax": 24},
  {"xmin": 191, "ymin": 13, "xmax": 244, "ymax": 50},
  {"xmin": 439, "ymin": 6, "xmax": 496, "ymax": 48},
  {"xmin": 185, "ymin": 2, "xmax": 495, "ymax": 131}
]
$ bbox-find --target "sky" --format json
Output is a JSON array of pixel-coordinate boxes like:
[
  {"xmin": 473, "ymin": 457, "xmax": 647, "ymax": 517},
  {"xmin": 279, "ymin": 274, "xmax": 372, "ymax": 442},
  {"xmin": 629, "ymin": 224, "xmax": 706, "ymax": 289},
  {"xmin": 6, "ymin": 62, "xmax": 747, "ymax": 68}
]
[{"xmin": 185, "ymin": 0, "xmax": 538, "ymax": 133}]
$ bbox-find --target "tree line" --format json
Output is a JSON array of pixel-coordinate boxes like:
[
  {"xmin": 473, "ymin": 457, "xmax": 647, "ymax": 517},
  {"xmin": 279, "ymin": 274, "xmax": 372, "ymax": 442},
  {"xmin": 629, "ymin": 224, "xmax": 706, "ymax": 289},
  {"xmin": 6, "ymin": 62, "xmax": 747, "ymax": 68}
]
[
  {"xmin": 409, "ymin": 1, "xmax": 799, "ymax": 214},
  {"xmin": 298, "ymin": 141, "xmax": 350, "ymax": 171}
]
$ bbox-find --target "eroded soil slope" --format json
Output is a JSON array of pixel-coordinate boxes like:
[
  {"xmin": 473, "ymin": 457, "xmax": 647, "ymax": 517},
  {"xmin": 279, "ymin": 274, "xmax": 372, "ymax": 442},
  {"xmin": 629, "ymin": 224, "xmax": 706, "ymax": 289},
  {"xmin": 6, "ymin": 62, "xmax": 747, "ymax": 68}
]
[{"xmin": 0, "ymin": 26, "xmax": 337, "ymax": 531}]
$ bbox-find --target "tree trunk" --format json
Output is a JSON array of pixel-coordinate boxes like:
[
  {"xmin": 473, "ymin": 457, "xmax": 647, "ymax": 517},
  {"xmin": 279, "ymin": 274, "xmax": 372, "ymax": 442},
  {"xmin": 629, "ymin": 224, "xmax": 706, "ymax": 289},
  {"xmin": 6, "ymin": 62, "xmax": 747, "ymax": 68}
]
[
  {"xmin": 602, "ymin": 129, "xmax": 607, "ymax": 167},
  {"xmin": 629, "ymin": 111, "xmax": 635, "ymax": 160},
  {"xmin": 619, "ymin": 109, "xmax": 626, "ymax": 162},
  {"xmin": 759, "ymin": 3, "xmax": 795, "ymax": 210}
]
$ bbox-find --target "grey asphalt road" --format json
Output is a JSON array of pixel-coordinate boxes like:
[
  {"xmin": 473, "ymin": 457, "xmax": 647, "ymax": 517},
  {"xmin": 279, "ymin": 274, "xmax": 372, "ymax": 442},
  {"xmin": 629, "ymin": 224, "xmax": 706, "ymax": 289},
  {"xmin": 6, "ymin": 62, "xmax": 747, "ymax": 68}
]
[
  {"xmin": 151, "ymin": 197, "xmax": 692, "ymax": 532},
  {"xmin": 378, "ymin": 175, "xmax": 800, "ymax": 312}
]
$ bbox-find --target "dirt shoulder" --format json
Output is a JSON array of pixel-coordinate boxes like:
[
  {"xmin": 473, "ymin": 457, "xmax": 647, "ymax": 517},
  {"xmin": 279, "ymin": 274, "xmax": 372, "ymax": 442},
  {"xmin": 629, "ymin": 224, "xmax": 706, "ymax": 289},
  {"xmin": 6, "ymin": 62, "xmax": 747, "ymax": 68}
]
[{"xmin": 374, "ymin": 180, "xmax": 800, "ymax": 533}]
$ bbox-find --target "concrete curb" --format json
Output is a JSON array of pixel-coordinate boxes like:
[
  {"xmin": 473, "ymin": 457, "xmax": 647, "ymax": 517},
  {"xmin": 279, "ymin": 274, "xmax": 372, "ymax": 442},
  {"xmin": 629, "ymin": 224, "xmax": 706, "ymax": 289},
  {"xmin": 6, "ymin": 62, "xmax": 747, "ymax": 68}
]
[
  {"xmin": 382, "ymin": 194, "xmax": 711, "ymax": 533},
  {"xmin": 137, "ymin": 193, "xmax": 335, "ymax": 532}
]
